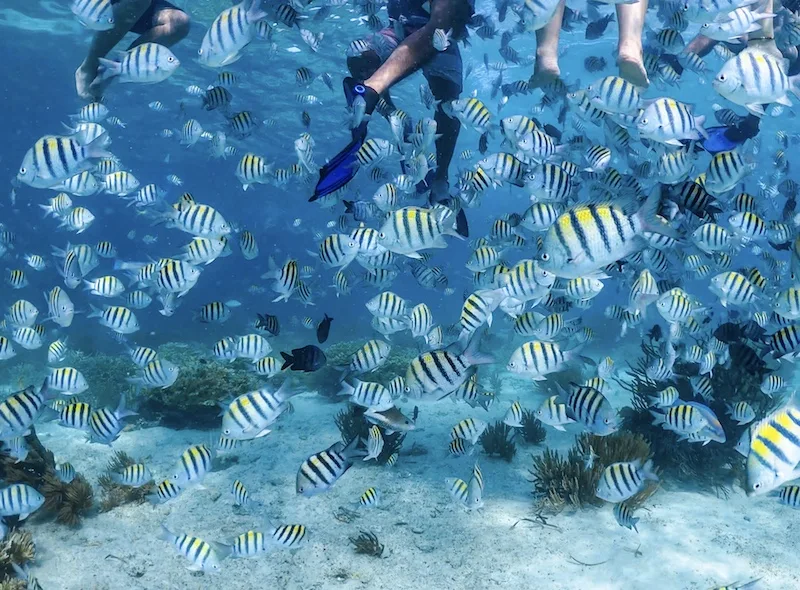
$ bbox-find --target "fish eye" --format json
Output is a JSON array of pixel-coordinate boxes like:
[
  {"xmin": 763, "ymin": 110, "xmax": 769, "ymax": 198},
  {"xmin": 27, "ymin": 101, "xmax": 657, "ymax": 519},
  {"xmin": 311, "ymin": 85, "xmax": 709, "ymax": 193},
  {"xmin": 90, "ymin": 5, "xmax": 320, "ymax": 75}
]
[
  {"xmin": 198, "ymin": 48, "xmax": 204, "ymax": 55},
  {"xmin": 19, "ymin": 167, "xmax": 26, "ymax": 175},
  {"xmin": 168, "ymin": 56, "xmax": 175, "ymax": 62},
  {"xmin": 718, "ymin": 74, "xmax": 725, "ymax": 81},
  {"xmin": 541, "ymin": 253, "xmax": 549, "ymax": 261},
  {"xmin": 403, "ymin": 386, "xmax": 410, "ymax": 393},
  {"xmin": 640, "ymin": 118, "xmax": 647, "ymax": 124},
  {"xmin": 508, "ymin": 361, "xmax": 515, "ymax": 368}
]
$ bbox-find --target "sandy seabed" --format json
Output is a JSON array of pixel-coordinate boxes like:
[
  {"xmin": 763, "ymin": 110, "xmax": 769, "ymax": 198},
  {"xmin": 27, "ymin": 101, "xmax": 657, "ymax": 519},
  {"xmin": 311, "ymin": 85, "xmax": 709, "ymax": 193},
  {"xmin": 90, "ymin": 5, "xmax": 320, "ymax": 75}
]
[{"xmin": 23, "ymin": 377, "xmax": 798, "ymax": 590}]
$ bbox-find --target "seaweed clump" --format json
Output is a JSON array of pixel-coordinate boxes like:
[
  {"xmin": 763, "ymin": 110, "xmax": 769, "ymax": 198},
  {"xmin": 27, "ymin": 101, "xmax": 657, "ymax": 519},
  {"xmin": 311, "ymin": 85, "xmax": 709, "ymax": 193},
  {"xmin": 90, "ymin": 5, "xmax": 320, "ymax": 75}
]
[
  {"xmin": 334, "ymin": 405, "xmax": 404, "ymax": 464},
  {"xmin": 349, "ymin": 531, "xmax": 384, "ymax": 557},
  {"xmin": 530, "ymin": 431, "xmax": 655, "ymax": 510},
  {"xmin": 68, "ymin": 350, "xmax": 135, "ymax": 408},
  {"xmin": 479, "ymin": 421, "xmax": 516, "ymax": 462},
  {"xmin": 618, "ymin": 342, "xmax": 776, "ymax": 494},
  {"xmin": 0, "ymin": 530, "xmax": 35, "ymax": 588},
  {"xmin": 0, "ymin": 428, "xmax": 93, "ymax": 526},
  {"xmin": 98, "ymin": 451, "xmax": 154, "ymax": 512},
  {"xmin": 41, "ymin": 473, "xmax": 94, "ymax": 526},
  {"xmin": 520, "ymin": 410, "xmax": 547, "ymax": 444},
  {"xmin": 136, "ymin": 342, "xmax": 262, "ymax": 429}
]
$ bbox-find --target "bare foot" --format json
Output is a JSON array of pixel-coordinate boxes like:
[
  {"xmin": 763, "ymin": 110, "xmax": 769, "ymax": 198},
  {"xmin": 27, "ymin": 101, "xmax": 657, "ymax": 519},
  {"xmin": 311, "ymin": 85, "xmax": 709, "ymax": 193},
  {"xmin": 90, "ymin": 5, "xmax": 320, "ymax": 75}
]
[
  {"xmin": 75, "ymin": 61, "xmax": 100, "ymax": 101},
  {"xmin": 617, "ymin": 44, "xmax": 649, "ymax": 88},
  {"xmin": 529, "ymin": 51, "xmax": 561, "ymax": 89}
]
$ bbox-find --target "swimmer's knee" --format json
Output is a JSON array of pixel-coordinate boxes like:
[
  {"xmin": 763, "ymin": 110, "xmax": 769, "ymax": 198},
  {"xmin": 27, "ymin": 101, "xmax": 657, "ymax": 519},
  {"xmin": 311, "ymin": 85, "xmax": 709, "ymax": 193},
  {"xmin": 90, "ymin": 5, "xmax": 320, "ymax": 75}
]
[
  {"xmin": 347, "ymin": 51, "xmax": 381, "ymax": 80},
  {"xmin": 164, "ymin": 10, "xmax": 191, "ymax": 39}
]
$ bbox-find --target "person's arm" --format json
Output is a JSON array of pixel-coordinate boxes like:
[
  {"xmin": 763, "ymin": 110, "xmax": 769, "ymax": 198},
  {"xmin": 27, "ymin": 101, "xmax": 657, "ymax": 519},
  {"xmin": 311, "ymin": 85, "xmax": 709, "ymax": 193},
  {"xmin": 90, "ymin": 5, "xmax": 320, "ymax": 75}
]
[{"xmin": 365, "ymin": 0, "xmax": 469, "ymax": 94}]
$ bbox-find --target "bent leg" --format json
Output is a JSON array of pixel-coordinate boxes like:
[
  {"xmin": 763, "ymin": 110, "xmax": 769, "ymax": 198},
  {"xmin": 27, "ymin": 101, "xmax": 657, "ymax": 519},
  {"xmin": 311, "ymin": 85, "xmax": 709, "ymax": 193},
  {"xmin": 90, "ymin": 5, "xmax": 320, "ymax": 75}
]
[
  {"xmin": 348, "ymin": 49, "xmax": 397, "ymax": 112},
  {"xmin": 76, "ymin": 0, "xmax": 151, "ymax": 100},
  {"xmin": 428, "ymin": 76, "xmax": 461, "ymax": 192},
  {"xmin": 616, "ymin": 0, "xmax": 649, "ymax": 87},
  {"xmin": 531, "ymin": 0, "xmax": 565, "ymax": 88},
  {"xmin": 746, "ymin": 0, "xmax": 781, "ymax": 58},
  {"xmin": 365, "ymin": 0, "xmax": 471, "ymax": 94}
]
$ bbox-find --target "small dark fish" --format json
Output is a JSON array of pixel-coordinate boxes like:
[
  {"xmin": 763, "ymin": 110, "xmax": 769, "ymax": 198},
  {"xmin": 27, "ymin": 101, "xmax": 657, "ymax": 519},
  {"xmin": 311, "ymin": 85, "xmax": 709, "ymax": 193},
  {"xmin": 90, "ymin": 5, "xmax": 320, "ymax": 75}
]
[
  {"xmin": 479, "ymin": 132, "xmax": 489, "ymax": 154},
  {"xmin": 256, "ymin": 313, "xmax": 280, "ymax": 336},
  {"xmin": 317, "ymin": 314, "xmax": 333, "ymax": 344},
  {"xmin": 585, "ymin": 13, "xmax": 614, "ymax": 40},
  {"xmin": 728, "ymin": 342, "xmax": 767, "ymax": 375},
  {"xmin": 713, "ymin": 322, "xmax": 742, "ymax": 343},
  {"xmin": 714, "ymin": 108, "xmax": 745, "ymax": 127},
  {"xmin": 543, "ymin": 124, "xmax": 562, "ymax": 141},
  {"xmin": 779, "ymin": 178, "xmax": 798, "ymax": 198},
  {"xmin": 557, "ymin": 103, "xmax": 568, "ymax": 125},
  {"xmin": 584, "ymin": 56, "xmax": 607, "ymax": 73},
  {"xmin": 281, "ymin": 345, "xmax": 327, "ymax": 372},
  {"xmin": 497, "ymin": 0, "xmax": 510, "ymax": 21},
  {"xmin": 647, "ymin": 324, "xmax": 662, "ymax": 343},
  {"xmin": 505, "ymin": 213, "xmax": 522, "ymax": 227},
  {"xmin": 739, "ymin": 320, "xmax": 766, "ymax": 341},
  {"xmin": 343, "ymin": 200, "xmax": 373, "ymax": 222},
  {"xmin": 562, "ymin": 6, "xmax": 587, "ymax": 31},
  {"xmin": 302, "ymin": 111, "xmax": 311, "ymax": 129},
  {"xmin": 782, "ymin": 196, "xmax": 796, "ymax": 221},
  {"xmin": 203, "ymin": 86, "xmax": 232, "ymax": 111}
]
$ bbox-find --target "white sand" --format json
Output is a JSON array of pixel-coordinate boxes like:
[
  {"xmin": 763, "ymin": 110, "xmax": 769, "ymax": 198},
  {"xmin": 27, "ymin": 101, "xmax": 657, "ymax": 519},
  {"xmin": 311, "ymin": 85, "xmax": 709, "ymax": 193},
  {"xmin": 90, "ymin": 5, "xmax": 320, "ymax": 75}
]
[{"xmin": 21, "ymin": 387, "xmax": 796, "ymax": 590}]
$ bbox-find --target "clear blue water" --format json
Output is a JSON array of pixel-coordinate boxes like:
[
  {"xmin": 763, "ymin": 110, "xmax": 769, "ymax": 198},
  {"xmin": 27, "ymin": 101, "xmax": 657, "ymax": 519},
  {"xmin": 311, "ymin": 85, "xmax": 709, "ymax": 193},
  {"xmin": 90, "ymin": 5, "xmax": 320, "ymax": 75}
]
[{"xmin": 0, "ymin": 1, "xmax": 797, "ymax": 589}]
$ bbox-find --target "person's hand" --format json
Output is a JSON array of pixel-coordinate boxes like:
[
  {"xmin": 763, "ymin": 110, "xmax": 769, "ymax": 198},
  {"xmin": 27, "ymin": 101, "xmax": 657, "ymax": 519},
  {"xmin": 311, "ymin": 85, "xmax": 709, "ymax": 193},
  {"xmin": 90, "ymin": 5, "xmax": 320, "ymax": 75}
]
[{"xmin": 75, "ymin": 62, "xmax": 99, "ymax": 101}]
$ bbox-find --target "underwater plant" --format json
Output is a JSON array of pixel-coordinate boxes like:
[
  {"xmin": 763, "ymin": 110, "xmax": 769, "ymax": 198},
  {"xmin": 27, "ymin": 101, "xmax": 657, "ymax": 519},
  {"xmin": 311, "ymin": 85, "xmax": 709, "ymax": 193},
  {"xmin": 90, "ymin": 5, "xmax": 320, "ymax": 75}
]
[
  {"xmin": 0, "ymin": 428, "xmax": 93, "ymax": 526},
  {"xmin": 98, "ymin": 451, "xmax": 154, "ymax": 512},
  {"xmin": 0, "ymin": 529, "xmax": 36, "ymax": 588},
  {"xmin": 479, "ymin": 420, "xmax": 516, "ymax": 462},
  {"xmin": 529, "ymin": 431, "xmax": 655, "ymax": 510},
  {"xmin": 137, "ymin": 342, "xmax": 262, "ymax": 429},
  {"xmin": 41, "ymin": 473, "xmax": 94, "ymax": 527},
  {"xmin": 68, "ymin": 350, "xmax": 136, "ymax": 409},
  {"xmin": 519, "ymin": 410, "xmax": 547, "ymax": 445},
  {"xmin": 0, "ymin": 579, "xmax": 26, "ymax": 590},
  {"xmin": 349, "ymin": 531, "xmax": 384, "ymax": 557},
  {"xmin": 334, "ymin": 405, "xmax": 404, "ymax": 465},
  {"xmin": 618, "ymin": 342, "xmax": 776, "ymax": 495}
]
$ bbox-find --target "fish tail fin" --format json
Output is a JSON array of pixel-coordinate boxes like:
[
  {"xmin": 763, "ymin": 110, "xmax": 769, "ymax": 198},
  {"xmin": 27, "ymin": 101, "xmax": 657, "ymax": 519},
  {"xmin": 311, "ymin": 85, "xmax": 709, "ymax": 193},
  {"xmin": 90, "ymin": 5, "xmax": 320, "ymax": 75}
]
[
  {"xmin": 158, "ymin": 523, "xmax": 176, "ymax": 542},
  {"xmin": 96, "ymin": 57, "xmax": 121, "ymax": 83},
  {"xmin": 462, "ymin": 331, "xmax": 495, "ymax": 366},
  {"xmin": 636, "ymin": 188, "xmax": 681, "ymax": 241},
  {"xmin": 640, "ymin": 458, "xmax": 659, "ymax": 482},
  {"xmin": 246, "ymin": 0, "xmax": 268, "ymax": 21}
]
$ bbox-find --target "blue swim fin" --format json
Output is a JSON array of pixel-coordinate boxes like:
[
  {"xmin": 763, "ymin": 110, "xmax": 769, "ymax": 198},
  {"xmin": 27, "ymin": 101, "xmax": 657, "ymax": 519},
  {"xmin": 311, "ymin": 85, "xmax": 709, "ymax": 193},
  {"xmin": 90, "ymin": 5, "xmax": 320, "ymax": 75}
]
[
  {"xmin": 701, "ymin": 125, "xmax": 744, "ymax": 155},
  {"xmin": 310, "ymin": 133, "xmax": 364, "ymax": 202}
]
